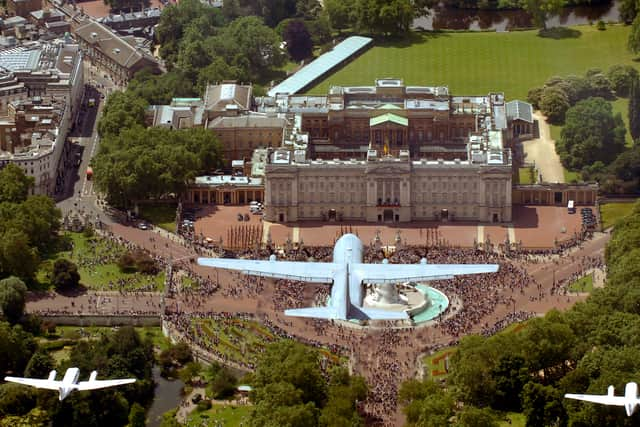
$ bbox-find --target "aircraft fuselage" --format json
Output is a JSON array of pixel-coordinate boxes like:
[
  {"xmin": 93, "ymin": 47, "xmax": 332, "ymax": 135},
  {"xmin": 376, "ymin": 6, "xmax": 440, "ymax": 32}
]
[{"xmin": 331, "ymin": 234, "xmax": 365, "ymax": 318}]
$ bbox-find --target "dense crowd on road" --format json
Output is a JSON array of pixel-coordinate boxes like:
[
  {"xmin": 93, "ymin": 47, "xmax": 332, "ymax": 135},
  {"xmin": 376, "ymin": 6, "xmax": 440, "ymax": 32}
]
[{"xmin": 33, "ymin": 209, "xmax": 606, "ymax": 426}]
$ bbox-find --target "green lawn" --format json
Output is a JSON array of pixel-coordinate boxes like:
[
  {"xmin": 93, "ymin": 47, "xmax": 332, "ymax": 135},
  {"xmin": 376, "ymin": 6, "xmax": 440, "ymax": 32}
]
[
  {"xmin": 138, "ymin": 204, "xmax": 177, "ymax": 233},
  {"xmin": 37, "ymin": 232, "xmax": 165, "ymax": 291},
  {"xmin": 600, "ymin": 202, "xmax": 637, "ymax": 229},
  {"xmin": 568, "ymin": 274, "xmax": 594, "ymax": 293},
  {"xmin": 610, "ymin": 97, "xmax": 634, "ymax": 147},
  {"xmin": 308, "ymin": 25, "xmax": 637, "ymax": 100},
  {"xmin": 422, "ymin": 346, "xmax": 457, "ymax": 379},
  {"xmin": 499, "ymin": 412, "xmax": 526, "ymax": 427},
  {"xmin": 190, "ymin": 318, "xmax": 344, "ymax": 369},
  {"xmin": 518, "ymin": 167, "xmax": 535, "ymax": 184},
  {"xmin": 40, "ymin": 327, "xmax": 170, "ymax": 364},
  {"xmin": 186, "ymin": 404, "xmax": 252, "ymax": 427}
]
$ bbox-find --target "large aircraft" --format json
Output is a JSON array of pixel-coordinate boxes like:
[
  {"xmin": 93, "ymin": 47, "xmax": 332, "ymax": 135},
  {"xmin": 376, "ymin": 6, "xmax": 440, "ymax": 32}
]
[
  {"xmin": 4, "ymin": 367, "xmax": 136, "ymax": 401},
  {"xmin": 565, "ymin": 382, "xmax": 640, "ymax": 416},
  {"xmin": 198, "ymin": 233, "xmax": 498, "ymax": 321}
]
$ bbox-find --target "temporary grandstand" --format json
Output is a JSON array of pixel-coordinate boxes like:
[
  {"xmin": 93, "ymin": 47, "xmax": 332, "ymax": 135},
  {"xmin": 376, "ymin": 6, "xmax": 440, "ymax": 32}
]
[{"xmin": 268, "ymin": 36, "xmax": 373, "ymax": 97}]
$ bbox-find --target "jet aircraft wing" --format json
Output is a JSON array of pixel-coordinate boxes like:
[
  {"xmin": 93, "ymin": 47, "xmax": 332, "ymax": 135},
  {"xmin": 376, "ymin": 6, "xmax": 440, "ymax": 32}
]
[
  {"xmin": 354, "ymin": 263, "xmax": 499, "ymax": 284},
  {"xmin": 197, "ymin": 258, "xmax": 341, "ymax": 283},
  {"xmin": 3, "ymin": 377, "xmax": 61, "ymax": 391},
  {"xmin": 76, "ymin": 378, "xmax": 136, "ymax": 391}
]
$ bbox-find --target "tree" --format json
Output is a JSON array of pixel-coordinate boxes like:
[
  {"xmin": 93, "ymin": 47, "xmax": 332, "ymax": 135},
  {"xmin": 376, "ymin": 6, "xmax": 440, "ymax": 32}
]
[
  {"xmin": 0, "ymin": 164, "xmax": 34, "ymax": 204},
  {"xmin": 539, "ymin": 86, "xmax": 570, "ymax": 124},
  {"xmin": 252, "ymin": 341, "xmax": 327, "ymax": 408},
  {"xmin": 284, "ymin": 20, "xmax": 313, "ymax": 61},
  {"xmin": 208, "ymin": 365, "xmax": 237, "ymax": 399},
  {"xmin": 629, "ymin": 75, "xmax": 640, "ymax": 140},
  {"xmin": 620, "ymin": 0, "xmax": 639, "ymax": 23},
  {"xmin": 0, "ymin": 229, "xmax": 39, "ymax": 281},
  {"xmin": 127, "ymin": 70, "xmax": 197, "ymax": 105},
  {"xmin": 607, "ymin": 65, "xmax": 639, "ymax": 97},
  {"xmin": 520, "ymin": 0, "xmax": 565, "ymax": 29},
  {"xmin": 0, "ymin": 383, "xmax": 36, "ymax": 417},
  {"xmin": 323, "ymin": 0, "xmax": 355, "ymax": 32},
  {"xmin": 128, "ymin": 402, "xmax": 146, "ymax": 427},
  {"xmin": 490, "ymin": 354, "xmax": 529, "ymax": 412},
  {"xmin": 457, "ymin": 406, "xmax": 499, "ymax": 427},
  {"xmin": 526, "ymin": 86, "xmax": 544, "ymax": 109},
  {"xmin": 0, "ymin": 321, "xmax": 36, "ymax": 376},
  {"xmin": 558, "ymin": 97, "xmax": 626, "ymax": 170},
  {"xmin": 209, "ymin": 16, "xmax": 286, "ymax": 81},
  {"xmin": 585, "ymin": 71, "xmax": 613, "ymax": 99},
  {"xmin": 93, "ymin": 126, "xmax": 222, "ymax": 207},
  {"xmin": 156, "ymin": 0, "xmax": 223, "ymax": 67},
  {"xmin": 354, "ymin": 0, "xmax": 414, "ymax": 36},
  {"xmin": 51, "ymin": 259, "xmax": 81, "ymax": 292},
  {"xmin": 24, "ymin": 351, "xmax": 54, "ymax": 379},
  {"xmin": 319, "ymin": 367, "xmax": 367, "ymax": 427},
  {"xmin": 522, "ymin": 382, "xmax": 566, "ymax": 427},
  {"xmin": 0, "ymin": 277, "xmax": 27, "ymax": 324},
  {"xmin": 628, "ymin": 14, "xmax": 640, "ymax": 56}
]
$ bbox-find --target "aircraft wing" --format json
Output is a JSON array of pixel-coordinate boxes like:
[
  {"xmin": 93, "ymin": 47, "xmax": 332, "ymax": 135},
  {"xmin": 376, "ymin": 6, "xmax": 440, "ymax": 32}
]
[
  {"xmin": 198, "ymin": 258, "xmax": 341, "ymax": 283},
  {"xmin": 354, "ymin": 263, "xmax": 499, "ymax": 284},
  {"xmin": 564, "ymin": 393, "xmax": 628, "ymax": 406},
  {"xmin": 3, "ymin": 377, "xmax": 61, "ymax": 391},
  {"xmin": 76, "ymin": 378, "xmax": 136, "ymax": 391}
]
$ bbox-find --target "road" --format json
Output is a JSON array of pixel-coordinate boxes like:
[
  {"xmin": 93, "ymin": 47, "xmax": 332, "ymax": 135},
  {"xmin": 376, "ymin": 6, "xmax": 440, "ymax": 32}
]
[
  {"xmin": 56, "ymin": 59, "xmax": 119, "ymax": 221},
  {"xmin": 521, "ymin": 111, "xmax": 565, "ymax": 184}
]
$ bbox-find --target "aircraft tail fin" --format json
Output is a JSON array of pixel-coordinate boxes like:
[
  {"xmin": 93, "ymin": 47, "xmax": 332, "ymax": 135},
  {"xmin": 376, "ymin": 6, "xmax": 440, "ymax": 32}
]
[{"xmin": 285, "ymin": 307, "xmax": 336, "ymax": 319}]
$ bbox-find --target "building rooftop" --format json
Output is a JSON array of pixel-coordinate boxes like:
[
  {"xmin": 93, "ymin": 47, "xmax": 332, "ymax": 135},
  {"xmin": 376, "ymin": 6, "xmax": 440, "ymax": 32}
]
[
  {"xmin": 370, "ymin": 113, "xmax": 408, "ymax": 127},
  {"xmin": 208, "ymin": 115, "xmax": 286, "ymax": 129},
  {"xmin": 268, "ymin": 36, "xmax": 373, "ymax": 97},
  {"xmin": 74, "ymin": 20, "xmax": 156, "ymax": 69},
  {"xmin": 0, "ymin": 40, "xmax": 79, "ymax": 75},
  {"xmin": 204, "ymin": 82, "xmax": 252, "ymax": 112},
  {"xmin": 193, "ymin": 175, "xmax": 263, "ymax": 186},
  {"xmin": 506, "ymin": 100, "xmax": 533, "ymax": 123}
]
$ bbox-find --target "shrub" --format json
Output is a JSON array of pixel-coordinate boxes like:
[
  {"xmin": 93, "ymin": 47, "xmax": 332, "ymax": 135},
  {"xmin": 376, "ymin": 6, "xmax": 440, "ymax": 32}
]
[{"xmin": 196, "ymin": 399, "xmax": 212, "ymax": 411}]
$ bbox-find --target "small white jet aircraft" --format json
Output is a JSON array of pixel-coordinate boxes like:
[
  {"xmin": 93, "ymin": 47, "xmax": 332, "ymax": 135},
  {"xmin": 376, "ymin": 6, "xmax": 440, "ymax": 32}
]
[
  {"xmin": 4, "ymin": 367, "xmax": 136, "ymax": 401},
  {"xmin": 198, "ymin": 233, "xmax": 498, "ymax": 321},
  {"xmin": 565, "ymin": 382, "xmax": 640, "ymax": 416}
]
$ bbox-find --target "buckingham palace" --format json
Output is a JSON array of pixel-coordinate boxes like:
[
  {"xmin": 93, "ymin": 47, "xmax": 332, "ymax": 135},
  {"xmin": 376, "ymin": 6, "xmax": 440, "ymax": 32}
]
[{"xmin": 261, "ymin": 79, "xmax": 521, "ymax": 223}]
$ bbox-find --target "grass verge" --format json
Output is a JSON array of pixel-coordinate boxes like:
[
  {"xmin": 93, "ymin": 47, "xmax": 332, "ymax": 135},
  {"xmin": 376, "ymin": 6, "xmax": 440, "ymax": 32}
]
[
  {"xmin": 139, "ymin": 204, "xmax": 177, "ymax": 233},
  {"xmin": 186, "ymin": 404, "xmax": 252, "ymax": 427},
  {"xmin": 600, "ymin": 202, "xmax": 637, "ymax": 230},
  {"xmin": 568, "ymin": 274, "xmax": 594, "ymax": 293},
  {"xmin": 37, "ymin": 232, "xmax": 165, "ymax": 291},
  {"xmin": 308, "ymin": 25, "xmax": 637, "ymax": 100}
]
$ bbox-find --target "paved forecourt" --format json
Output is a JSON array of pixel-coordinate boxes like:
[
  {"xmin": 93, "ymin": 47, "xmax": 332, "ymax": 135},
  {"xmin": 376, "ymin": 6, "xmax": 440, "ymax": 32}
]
[{"xmin": 193, "ymin": 204, "xmax": 586, "ymax": 249}]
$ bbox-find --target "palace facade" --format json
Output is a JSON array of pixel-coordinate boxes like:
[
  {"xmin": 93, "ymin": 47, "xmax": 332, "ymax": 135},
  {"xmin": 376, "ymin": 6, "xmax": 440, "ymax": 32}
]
[{"xmin": 260, "ymin": 79, "xmax": 523, "ymax": 223}]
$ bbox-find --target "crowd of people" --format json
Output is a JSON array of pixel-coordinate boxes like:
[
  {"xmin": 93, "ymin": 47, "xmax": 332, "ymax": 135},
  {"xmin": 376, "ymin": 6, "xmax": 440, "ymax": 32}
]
[{"xmin": 42, "ymin": 207, "xmax": 606, "ymax": 425}]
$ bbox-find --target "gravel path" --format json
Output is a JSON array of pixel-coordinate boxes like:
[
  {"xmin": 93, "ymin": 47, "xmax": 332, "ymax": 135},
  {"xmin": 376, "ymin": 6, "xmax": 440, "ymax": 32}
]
[{"xmin": 522, "ymin": 111, "xmax": 565, "ymax": 184}]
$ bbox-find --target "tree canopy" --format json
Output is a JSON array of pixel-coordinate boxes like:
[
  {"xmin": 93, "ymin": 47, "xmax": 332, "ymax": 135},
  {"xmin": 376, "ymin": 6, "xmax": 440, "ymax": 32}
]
[
  {"xmin": 0, "ymin": 166, "xmax": 60, "ymax": 282},
  {"xmin": 557, "ymin": 97, "xmax": 626, "ymax": 171},
  {"xmin": 0, "ymin": 164, "xmax": 34, "ymax": 204},
  {"xmin": 249, "ymin": 341, "xmax": 366, "ymax": 427},
  {"xmin": 0, "ymin": 277, "xmax": 27, "ymax": 324},
  {"xmin": 399, "ymin": 200, "xmax": 640, "ymax": 426}
]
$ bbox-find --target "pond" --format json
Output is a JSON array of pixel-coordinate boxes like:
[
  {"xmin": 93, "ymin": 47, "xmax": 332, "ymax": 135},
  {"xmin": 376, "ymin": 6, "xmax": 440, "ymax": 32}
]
[
  {"xmin": 146, "ymin": 366, "xmax": 184, "ymax": 427},
  {"xmin": 413, "ymin": 0, "xmax": 621, "ymax": 31}
]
